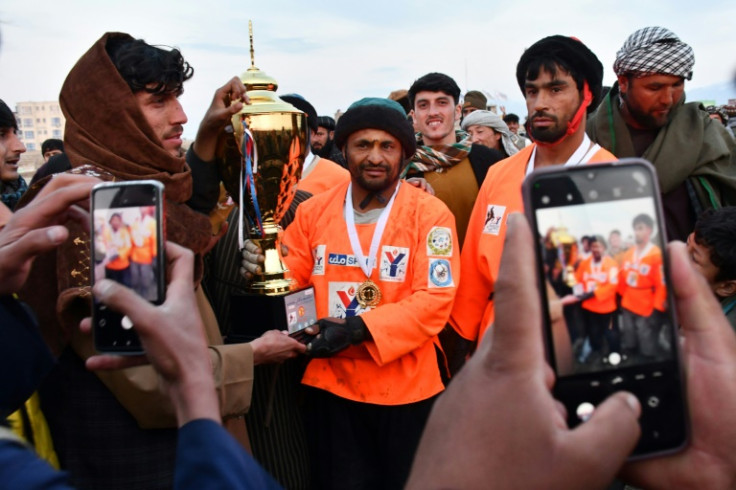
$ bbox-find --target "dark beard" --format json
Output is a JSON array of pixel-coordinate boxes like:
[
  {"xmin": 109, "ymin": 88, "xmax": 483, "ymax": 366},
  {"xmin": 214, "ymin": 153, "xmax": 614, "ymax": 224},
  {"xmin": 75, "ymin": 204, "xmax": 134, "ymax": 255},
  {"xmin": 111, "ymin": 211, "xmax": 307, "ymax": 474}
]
[
  {"xmin": 528, "ymin": 112, "xmax": 566, "ymax": 143},
  {"xmin": 315, "ymin": 139, "xmax": 334, "ymax": 158}
]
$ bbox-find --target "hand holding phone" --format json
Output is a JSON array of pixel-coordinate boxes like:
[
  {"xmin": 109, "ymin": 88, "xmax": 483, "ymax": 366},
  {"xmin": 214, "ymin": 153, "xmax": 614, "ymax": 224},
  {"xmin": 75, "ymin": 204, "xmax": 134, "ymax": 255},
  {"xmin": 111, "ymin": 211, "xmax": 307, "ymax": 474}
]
[
  {"xmin": 91, "ymin": 181, "xmax": 165, "ymax": 354},
  {"xmin": 523, "ymin": 159, "xmax": 688, "ymax": 459}
]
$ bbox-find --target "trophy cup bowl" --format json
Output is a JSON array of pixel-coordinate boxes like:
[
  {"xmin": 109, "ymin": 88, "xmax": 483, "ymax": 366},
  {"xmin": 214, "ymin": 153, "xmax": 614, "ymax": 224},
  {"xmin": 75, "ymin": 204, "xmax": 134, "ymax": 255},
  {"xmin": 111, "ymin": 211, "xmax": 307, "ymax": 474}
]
[
  {"xmin": 218, "ymin": 90, "xmax": 306, "ymax": 295},
  {"xmin": 216, "ymin": 89, "xmax": 318, "ymax": 342}
]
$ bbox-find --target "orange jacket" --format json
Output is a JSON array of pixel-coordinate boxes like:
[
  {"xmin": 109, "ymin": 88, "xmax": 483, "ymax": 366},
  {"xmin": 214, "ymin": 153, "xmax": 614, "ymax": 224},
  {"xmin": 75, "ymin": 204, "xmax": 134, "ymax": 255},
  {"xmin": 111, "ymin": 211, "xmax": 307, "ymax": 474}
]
[
  {"xmin": 103, "ymin": 226, "xmax": 132, "ymax": 270},
  {"xmin": 449, "ymin": 144, "xmax": 617, "ymax": 343},
  {"xmin": 618, "ymin": 243, "xmax": 666, "ymax": 316},
  {"xmin": 298, "ymin": 156, "xmax": 350, "ymax": 196},
  {"xmin": 283, "ymin": 181, "xmax": 459, "ymax": 405},
  {"xmin": 130, "ymin": 216, "xmax": 157, "ymax": 265},
  {"xmin": 574, "ymin": 255, "xmax": 618, "ymax": 313}
]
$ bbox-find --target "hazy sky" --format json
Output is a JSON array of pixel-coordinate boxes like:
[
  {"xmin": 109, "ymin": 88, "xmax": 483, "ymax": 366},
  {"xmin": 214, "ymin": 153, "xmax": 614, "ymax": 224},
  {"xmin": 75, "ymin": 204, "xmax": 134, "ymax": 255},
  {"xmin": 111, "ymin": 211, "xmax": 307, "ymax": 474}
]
[{"xmin": 2, "ymin": 0, "xmax": 735, "ymax": 139}]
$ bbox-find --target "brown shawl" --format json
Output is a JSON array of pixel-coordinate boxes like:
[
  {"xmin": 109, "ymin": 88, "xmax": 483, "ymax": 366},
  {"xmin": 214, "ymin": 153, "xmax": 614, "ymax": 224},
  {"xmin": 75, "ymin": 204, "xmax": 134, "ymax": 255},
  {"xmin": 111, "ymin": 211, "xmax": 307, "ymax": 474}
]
[
  {"xmin": 18, "ymin": 32, "xmax": 210, "ymax": 353},
  {"xmin": 59, "ymin": 32, "xmax": 210, "ymax": 259}
]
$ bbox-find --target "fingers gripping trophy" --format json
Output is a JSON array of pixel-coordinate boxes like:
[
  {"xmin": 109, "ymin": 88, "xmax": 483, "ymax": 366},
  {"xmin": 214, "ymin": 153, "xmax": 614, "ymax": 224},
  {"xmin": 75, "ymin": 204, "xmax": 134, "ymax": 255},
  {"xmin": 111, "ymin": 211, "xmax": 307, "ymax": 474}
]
[{"xmin": 216, "ymin": 22, "xmax": 317, "ymax": 340}]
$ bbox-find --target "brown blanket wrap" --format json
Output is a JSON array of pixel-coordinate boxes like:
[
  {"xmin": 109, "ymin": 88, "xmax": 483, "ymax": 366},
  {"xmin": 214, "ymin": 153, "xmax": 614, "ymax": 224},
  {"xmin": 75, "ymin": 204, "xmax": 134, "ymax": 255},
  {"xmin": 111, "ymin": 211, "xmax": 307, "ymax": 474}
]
[{"xmin": 18, "ymin": 32, "xmax": 211, "ymax": 353}]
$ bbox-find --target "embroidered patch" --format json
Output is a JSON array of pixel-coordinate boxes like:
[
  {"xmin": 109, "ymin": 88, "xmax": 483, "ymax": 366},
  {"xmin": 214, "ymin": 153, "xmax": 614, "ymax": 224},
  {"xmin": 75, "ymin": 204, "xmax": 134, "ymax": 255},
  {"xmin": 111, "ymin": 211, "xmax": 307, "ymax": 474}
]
[
  {"xmin": 380, "ymin": 246, "xmax": 409, "ymax": 282},
  {"xmin": 639, "ymin": 264, "xmax": 651, "ymax": 275},
  {"xmin": 428, "ymin": 259, "xmax": 454, "ymax": 288},
  {"xmin": 312, "ymin": 245, "xmax": 326, "ymax": 275},
  {"xmin": 328, "ymin": 282, "xmax": 371, "ymax": 318},
  {"xmin": 482, "ymin": 205, "xmax": 506, "ymax": 235},
  {"xmin": 426, "ymin": 226, "xmax": 453, "ymax": 256},
  {"xmin": 328, "ymin": 253, "xmax": 361, "ymax": 268}
]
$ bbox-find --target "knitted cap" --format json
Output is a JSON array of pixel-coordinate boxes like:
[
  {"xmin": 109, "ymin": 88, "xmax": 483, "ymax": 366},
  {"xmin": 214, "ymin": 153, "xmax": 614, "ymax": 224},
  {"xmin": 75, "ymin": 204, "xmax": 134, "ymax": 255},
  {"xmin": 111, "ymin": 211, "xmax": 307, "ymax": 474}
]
[
  {"xmin": 280, "ymin": 94, "xmax": 318, "ymax": 132},
  {"xmin": 463, "ymin": 90, "xmax": 487, "ymax": 110},
  {"xmin": 334, "ymin": 97, "xmax": 416, "ymax": 159}
]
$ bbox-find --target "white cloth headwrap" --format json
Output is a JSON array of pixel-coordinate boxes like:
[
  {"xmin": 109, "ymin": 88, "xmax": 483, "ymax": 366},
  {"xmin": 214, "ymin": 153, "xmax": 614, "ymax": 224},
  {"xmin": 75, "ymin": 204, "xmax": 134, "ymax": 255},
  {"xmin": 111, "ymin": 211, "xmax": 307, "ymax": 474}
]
[
  {"xmin": 613, "ymin": 26, "xmax": 694, "ymax": 80},
  {"xmin": 461, "ymin": 110, "xmax": 519, "ymax": 156}
]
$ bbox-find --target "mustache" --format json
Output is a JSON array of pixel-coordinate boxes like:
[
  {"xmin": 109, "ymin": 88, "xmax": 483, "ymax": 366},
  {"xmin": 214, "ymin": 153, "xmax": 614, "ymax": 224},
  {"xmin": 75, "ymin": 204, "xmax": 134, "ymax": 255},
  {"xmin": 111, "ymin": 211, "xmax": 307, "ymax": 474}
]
[
  {"xmin": 163, "ymin": 126, "xmax": 184, "ymax": 139},
  {"xmin": 358, "ymin": 162, "xmax": 391, "ymax": 171},
  {"xmin": 530, "ymin": 111, "xmax": 557, "ymax": 122}
]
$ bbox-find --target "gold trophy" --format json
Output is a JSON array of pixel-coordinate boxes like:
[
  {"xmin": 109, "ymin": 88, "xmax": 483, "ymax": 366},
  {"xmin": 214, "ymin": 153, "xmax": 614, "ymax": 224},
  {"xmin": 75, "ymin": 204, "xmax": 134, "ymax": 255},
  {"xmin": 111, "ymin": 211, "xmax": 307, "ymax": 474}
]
[
  {"xmin": 217, "ymin": 22, "xmax": 317, "ymax": 341},
  {"xmin": 549, "ymin": 226, "xmax": 579, "ymax": 288}
]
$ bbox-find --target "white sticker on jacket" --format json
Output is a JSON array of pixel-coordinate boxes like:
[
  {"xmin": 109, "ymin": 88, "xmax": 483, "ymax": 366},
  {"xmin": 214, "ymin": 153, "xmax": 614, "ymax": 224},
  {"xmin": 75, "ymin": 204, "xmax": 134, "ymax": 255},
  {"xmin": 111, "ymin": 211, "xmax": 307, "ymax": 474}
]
[
  {"xmin": 482, "ymin": 205, "xmax": 506, "ymax": 235},
  {"xmin": 428, "ymin": 259, "xmax": 454, "ymax": 288},
  {"xmin": 312, "ymin": 245, "xmax": 326, "ymax": 276},
  {"xmin": 380, "ymin": 246, "xmax": 409, "ymax": 282},
  {"xmin": 328, "ymin": 282, "xmax": 371, "ymax": 318},
  {"xmin": 426, "ymin": 226, "xmax": 453, "ymax": 256}
]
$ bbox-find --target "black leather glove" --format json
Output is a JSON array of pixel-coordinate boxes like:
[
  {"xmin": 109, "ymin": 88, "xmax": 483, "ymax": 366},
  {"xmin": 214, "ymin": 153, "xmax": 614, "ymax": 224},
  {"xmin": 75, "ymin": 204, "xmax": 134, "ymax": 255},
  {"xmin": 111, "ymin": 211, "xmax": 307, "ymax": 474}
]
[{"xmin": 306, "ymin": 317, "xmax": 368, "ymax": 358}]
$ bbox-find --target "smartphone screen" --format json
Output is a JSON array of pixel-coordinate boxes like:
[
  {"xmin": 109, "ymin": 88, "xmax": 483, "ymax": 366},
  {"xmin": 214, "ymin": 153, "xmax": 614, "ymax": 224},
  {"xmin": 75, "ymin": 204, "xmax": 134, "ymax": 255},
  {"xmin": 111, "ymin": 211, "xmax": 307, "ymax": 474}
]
[
  {"xmin": 91, "ymin": 181, "xmax": 165, "ymax": 354},
  {"xmin": 523, "ymin": 159, "xmax": 688, "ymax": 458}
]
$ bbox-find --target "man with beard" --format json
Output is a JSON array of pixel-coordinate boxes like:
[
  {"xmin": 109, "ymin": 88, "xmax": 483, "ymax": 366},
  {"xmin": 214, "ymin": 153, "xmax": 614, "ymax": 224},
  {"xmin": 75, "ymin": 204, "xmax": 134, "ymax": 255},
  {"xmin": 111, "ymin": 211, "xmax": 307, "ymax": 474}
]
[
  {"xmin": 311, "ymin": 115, "xmax": 347, "ymax": 168},
  {"xmin": 405, "ymin": 73, "xmax": 504, "ymax": 246},
  {"xmin": 449, "ymin": 35, "xmax": 616, "ymax": 357},
  {"xmin": 587, "ymin": 26, "xmax": 736, "ymax": 242},
  {"xmin": 241, "ymin": 97, "xmax": 459, "ymax": 490}
]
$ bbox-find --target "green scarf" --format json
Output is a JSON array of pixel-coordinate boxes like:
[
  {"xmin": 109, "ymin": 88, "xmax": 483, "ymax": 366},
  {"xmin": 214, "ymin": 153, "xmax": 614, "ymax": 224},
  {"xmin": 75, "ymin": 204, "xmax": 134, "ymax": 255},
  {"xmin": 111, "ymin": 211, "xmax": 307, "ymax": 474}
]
[
  {"xmin": 405, "ymin": 130, "xmax": 471, "ymax": 174},
  {"xmin": 587, "ymin": 83, "xmax": 736, "ymax": 209}
]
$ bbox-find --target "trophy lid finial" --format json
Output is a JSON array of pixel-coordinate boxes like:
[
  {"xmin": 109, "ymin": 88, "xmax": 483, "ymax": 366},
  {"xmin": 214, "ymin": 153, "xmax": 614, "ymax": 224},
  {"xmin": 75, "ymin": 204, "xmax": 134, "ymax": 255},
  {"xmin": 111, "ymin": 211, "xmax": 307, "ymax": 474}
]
[{"xmin": 241, "ymin": 20, "xmax": 279, "ymax": 91}]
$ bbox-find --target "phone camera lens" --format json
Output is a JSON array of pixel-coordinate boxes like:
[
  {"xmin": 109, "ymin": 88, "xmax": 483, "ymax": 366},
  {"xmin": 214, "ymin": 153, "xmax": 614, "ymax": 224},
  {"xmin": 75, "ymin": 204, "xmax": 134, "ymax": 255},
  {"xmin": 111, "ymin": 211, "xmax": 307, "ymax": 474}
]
[
  {"xmin": 587, "ymin": 172, "xmax": 595, "ymax": 180},
  {"xmin": 541, "ymin": 196, "xmax": 550, "ymax": 205},
  {"xmin": 589, "ymin": 190, "xmax": 598, "ymax": 199}
]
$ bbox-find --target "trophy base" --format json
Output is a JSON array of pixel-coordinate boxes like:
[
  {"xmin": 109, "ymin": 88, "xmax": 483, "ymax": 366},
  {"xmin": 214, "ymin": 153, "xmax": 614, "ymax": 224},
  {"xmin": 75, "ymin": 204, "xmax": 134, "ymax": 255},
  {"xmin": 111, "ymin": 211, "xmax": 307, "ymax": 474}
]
[{"xmin": 226, "ymin": 286, "xmax": 317, "ymax": 343}]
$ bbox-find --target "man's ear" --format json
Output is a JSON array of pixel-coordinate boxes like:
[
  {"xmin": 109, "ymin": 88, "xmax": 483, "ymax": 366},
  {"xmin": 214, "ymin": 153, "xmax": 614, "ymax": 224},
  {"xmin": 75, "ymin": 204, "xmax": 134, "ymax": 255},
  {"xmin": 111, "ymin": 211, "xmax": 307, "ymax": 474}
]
[
  {"xmin": 454, "ymin": 104, "xmax": 461, "ymax": 122},
  {"xmin": 617, "ymin": 75, "xmax": 629, "ymax": 96},
  {"xmin": 714, "ymin": 279, "xmax": 736, "ymax": 299}
]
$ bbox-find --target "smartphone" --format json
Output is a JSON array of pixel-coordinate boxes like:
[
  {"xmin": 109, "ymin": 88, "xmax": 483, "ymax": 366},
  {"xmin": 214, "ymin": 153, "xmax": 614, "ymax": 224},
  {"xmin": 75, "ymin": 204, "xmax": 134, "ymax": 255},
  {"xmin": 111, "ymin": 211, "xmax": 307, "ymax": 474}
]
[
  {"xmin": 523, "ymin": 158, "xmax": 688, "ymax": 459},
  {"xmin": 91, "ymin": 181, "xmax": 165, "ymax": 354}
]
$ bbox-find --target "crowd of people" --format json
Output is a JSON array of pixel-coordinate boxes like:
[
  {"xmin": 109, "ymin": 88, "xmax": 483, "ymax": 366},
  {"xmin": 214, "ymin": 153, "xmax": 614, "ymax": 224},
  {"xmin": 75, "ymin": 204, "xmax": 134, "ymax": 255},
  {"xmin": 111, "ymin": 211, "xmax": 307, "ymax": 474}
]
[{"xmin": 2, "ymin": 23, "xmax": 736, "ymax": 490}]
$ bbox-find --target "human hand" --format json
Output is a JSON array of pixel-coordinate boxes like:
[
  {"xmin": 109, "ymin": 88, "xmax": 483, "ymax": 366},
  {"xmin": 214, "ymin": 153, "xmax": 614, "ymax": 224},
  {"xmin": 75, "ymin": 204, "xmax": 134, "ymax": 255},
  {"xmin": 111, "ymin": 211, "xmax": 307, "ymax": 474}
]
[
  {"xmin": 251, "ymin": 330, "xmax": 306, "ymax": 365},
  {"xmin": 239, "ymin": 239, "xmax": 288, "ymax": 280},
  {"xmin": 620, "ymin": 242, "xmax": 736, "ymax": 489},
  {"xmin": 82, "ymin": 242, "xmax": 219, "ymax": 427},
  {"xmin": 560, "ymin": 294, "xmax": 579, "ymax": 306},
  {"xmin": 0, "ymin": 174, "xmax": 98, "ymax": 295},
  {"xmin": 405, "ymin": 177, "xmax": 435, "ymax": 196},
  {"xmin": 407, "ymin": 214, "xmax": 641, "ymax": 490},
  {"xmin": 305, "ymin": 316, "xmax": 367, "ymax": 358},
  {"xmin": 193, "ymin": 76, "xmax": 250, "ymax": 161}
]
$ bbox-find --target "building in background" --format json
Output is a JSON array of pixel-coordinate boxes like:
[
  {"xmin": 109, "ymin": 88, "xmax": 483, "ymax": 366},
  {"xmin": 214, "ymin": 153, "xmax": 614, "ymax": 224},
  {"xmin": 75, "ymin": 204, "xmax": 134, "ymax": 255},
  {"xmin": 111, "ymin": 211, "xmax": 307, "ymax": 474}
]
[{"xmin": 13, "ymin": 101, "xmax": 66, "ymax": 180}]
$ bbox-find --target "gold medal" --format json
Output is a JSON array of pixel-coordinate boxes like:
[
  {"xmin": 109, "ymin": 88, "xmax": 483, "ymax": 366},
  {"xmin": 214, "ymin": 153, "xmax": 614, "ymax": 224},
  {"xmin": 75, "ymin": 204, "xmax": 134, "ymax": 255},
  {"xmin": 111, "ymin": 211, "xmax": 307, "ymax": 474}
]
[{"xmin": 356, "ymin": 279, "xmax": 381, "ymax": 308}]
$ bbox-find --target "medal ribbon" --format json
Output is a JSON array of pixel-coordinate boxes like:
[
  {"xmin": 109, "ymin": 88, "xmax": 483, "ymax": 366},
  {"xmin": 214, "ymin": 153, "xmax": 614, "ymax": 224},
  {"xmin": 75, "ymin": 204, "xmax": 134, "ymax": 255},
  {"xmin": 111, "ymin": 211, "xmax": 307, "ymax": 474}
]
[
  {"xmin": 239, "ymin": 126, "xmax": 264, "ymax": 248},
  {"xmin": 344, "ymin": 182, "xmax": 401, "ymax": 278}
]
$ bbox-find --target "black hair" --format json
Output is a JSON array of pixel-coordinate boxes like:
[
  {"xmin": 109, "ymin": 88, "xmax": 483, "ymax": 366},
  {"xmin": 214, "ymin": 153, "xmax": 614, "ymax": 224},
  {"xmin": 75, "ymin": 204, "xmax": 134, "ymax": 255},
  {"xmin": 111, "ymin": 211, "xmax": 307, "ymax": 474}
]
[
  {"xmin": 0, "ymin": 99, "xmax": 17, "ymax": 130},
  {"xmin": 694, "ymin": 207, "xmax": 736, "ymax": 282},
  {"xmin": 42, "ymin": 138, "xmax": 64, "ymax": 154},
  {"xmin": 408, "ymin": 72, "xmax": 461, "ymax": 107},
  {"xmin": 503, "ymin": 113, "xmax": 520, "ymax": 124},
  {"xmin": 632, "ymin": 213, "xmax": 654, "ymax": 229},
  {"xmin": 589, "ymin": 235, "xmax": 607, "ymax": 249},
  {"xmin": 515, "ymin": 36, "xmax": 603, "ymax": 113},
  {"xmin": 106, "ymin": 38, "xmax": 193, "ymax": 96}
]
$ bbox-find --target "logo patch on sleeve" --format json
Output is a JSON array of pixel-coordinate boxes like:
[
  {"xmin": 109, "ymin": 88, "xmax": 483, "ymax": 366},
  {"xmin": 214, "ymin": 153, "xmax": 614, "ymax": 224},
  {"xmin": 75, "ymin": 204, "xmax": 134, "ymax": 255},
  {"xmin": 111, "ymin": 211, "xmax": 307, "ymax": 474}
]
[
  {"xmin": 380, "ymin": 246, "xmax": 409, "ymax": 282},
  {"xmin": 482, "ymin": 205, "xmax": 506, "ymax": 235},
  {"xmin": 426, "ymin": 227, "xmax": 453, "ymax": 256},
  {"xmin": 428, "ymin": 258, "xmax": 454, "ymax": 288},
  {"xmin": 328, "ymin": 282, "xmax": 371, "ymax": 318},
  {"xmin": 312, "ymin": 245, "xmax": 326, "ymax": 275}
]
